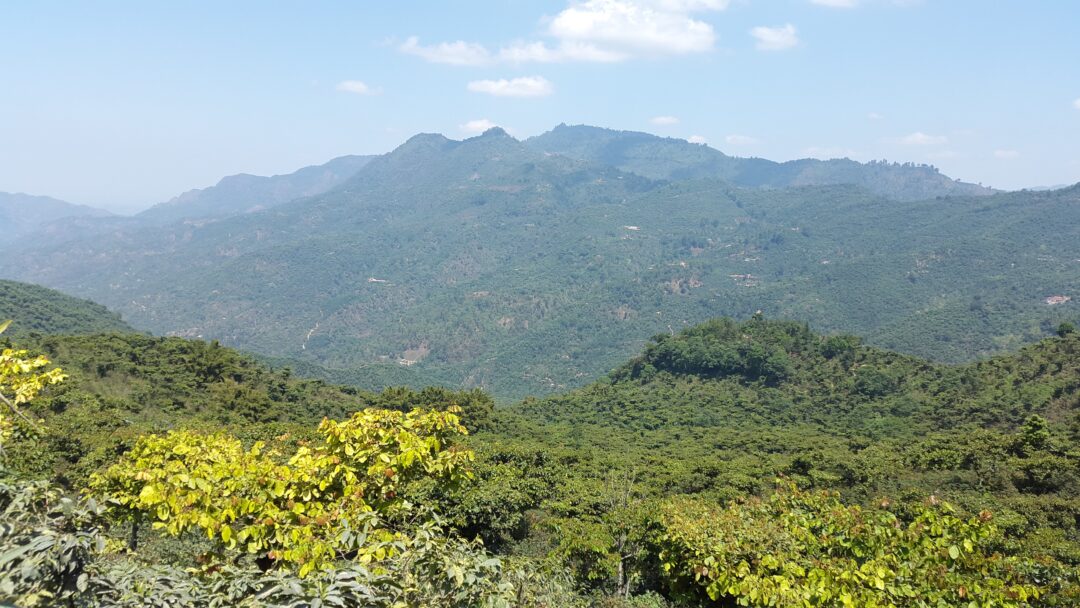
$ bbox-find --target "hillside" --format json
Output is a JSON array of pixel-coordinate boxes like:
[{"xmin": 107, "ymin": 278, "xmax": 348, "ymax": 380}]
[
  {"xmin": 138, "ymin": 154, "xmax": 375, "ymax": 224},
  {"xmin": 4, "ymin": 315, "xmax": 1080, "ymax": 605},
  {"xmin": 0, "ymin": 192, "xmax": 112, "ymax": 249},
  {"xmin": 527, "ymin": 124, "xmax": 995, "ymax": 200},
  {"xmin": 0, "ymin": 129, "xmax": 1076, "ymax": 401},
  {"xmin": 7, "ymin": 331, "xmax": 493, "ymax": 485},
  {"xmin": 497, "ymin": 317, "xmax": 1080, "ymax": 563},
  {"xmin": 0, "ymin": 280, "xmax": 133, "ymax": 337}
]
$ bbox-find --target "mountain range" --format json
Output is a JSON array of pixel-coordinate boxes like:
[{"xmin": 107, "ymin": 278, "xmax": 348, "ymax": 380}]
[{"xmin": 0, "ymin": 125, "xmax": 1076, "ymax": 400}]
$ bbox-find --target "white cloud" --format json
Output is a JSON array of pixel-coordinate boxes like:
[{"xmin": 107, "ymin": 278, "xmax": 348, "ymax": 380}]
[
  {"xmin": 725, "ymin": 134, "xmax": 758, "ymax": 145},
  {"xmin": 399, "ymin": 36, "xmax": 492, "ymax": 66},
  {"xmin": 687, "ymin": 135, "xmax": 708, "ymax": 144},
  {"xmin": 549, "ymin": 0, "xmax": 719, "ymax": 57},
  {"xmin": 467, "ymin": 76, "xmax": 553, "ymax": 97},
  {"xmin": 994, "ymin": 149, "xmax": 1020, "ymax": 159},
  {"xmin": 750, "ymin": 24, "xmax": 799, "ymax": 51},
  {"xmin": 403, "ymin": 0, "xmax": 728, "ymax": 67},
  {"xmin": 335, "ymin": 80, "xmax": 380, "ymax": 95},
  {"xmin": 810, "ymin": 0, "xmax": 858, "ymax": 7},
  {"xmin": 867, "ymin": 112, "xmax": 883, "ymax": 120},
  {"xmin": 460, "ymin": 119, "xmax": 500, "ymax": 134},
  {"xmin": 650, "ymin": 115, "xmax": 680, "ymax": 126},
  {"xmin": 1074, "ymin": 98, "xmax": 1080, "ymax": 110},
  {"xmin": 497, "ymin": 39, "xmax": 628, "ymax": 63},
  {"xmin": 899, "ymin": 131, "xmax": 948, "ymax": 145},
  {"xmin": 803, "ymin": 146, "xmax": 855, "ymax": 158}
]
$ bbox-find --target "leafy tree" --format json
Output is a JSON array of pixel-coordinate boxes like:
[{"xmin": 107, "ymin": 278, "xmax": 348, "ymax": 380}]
[
  {"xmin": 0, "ymin": 320, "xmax": 65, "ymax": 456},
  {"xmin": 656, "ymin": 484, "xmax": 1074, "ymax": 607},
  {"xmin": 90, "ymin": 407, "xmax": 473, "ymax": 575}
]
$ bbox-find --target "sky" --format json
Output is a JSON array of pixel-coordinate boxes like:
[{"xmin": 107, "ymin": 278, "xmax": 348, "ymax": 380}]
[{"xmin": 2, "ymin": 1, "xmax": 1079, "ymax": 214}]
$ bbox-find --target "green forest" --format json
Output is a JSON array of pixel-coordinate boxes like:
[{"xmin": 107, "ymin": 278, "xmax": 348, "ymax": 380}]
[
  {"xmin": 3, "ymin": 285, "xmax": 1080, "ymax": 605},
  {"xmin": 4, "ymin": 128, "xmax": 1077, "ymax": 402}
]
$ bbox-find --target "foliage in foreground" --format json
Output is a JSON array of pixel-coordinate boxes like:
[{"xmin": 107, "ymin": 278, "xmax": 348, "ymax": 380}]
[
  {"xmin": 0, "ymin": 475, "xmax": 582, "ymax": 607},
  {"xmin": 89, "ymin": 407, "xmax": 473, "ymax": 574},
  {"xmin": 657, "ymin": 485, "xmax": 1079, "ymax": 607}
]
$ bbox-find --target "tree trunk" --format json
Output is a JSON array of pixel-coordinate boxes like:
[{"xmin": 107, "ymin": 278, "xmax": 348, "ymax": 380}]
[{"xmin": 128, "ymin": 517, "xmax": 139, "ymax": 552}]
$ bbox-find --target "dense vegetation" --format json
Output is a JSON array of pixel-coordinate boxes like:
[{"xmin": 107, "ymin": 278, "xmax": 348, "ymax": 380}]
[
  {"xmin": 0, "ymin": 281, "xmax": 133, "ymax": 338},
  {"xmin": 3, "ymin": 127, "xmax": 1077, "ymax": 401},
  {"xmin": 4, "ymin": 315, "xmax": 1080, "ymax": 606},
  {"xmin": 526, "ymin": 124, "xmax": 994, "ymax": 200}
]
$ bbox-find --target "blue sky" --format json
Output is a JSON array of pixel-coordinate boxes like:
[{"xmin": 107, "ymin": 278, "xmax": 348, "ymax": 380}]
[{"xmin": 2, "ymin": 0, "xmax": 1079, "ymax": 213}]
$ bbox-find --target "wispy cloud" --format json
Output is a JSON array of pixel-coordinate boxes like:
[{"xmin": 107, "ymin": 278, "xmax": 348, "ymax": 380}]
[
  {"xmin": 687, "ymin": 135, "xmax": 708, "ymax": 144},
  {"xmin": 1074, "ymin": 97, "xmax": 1080, "ymax": 110},
  {"xmin": 467, "ymin": 76, "xmax": 553, "ymax": 97},
  {"xmin": 401, "ymin": 0, "xmax": 729, "ymax": 66},
  {"xmin": 460, "ymin": 119, "xmax": 500, "ymax": 134},
  {"xmin": 335, "ymin": 80, "xmax": 381, "ymax": 95},
  {"xmin": 399, "ymin": 37, "xmax": 492, "ymax": 66},
  {"xmin": 994, "ymin": 149, "xmax": 1020, "ymax": 159},
  {"xmin": 867, "ymin": 112, "xmax": 883, "ymax": 120},
  {"xmin": 650, "ymin": 115, "xmax": 680, "ymax": 126},
  {"xmin": 750, "ymin": 24, "xmax": 799, "ymax": 51},
  {"xmin": 898, "ymin": 131, "xmax": 948, "ymax": 145},
  {"xmin": 725, "ymin": 134, "xmax": 758, "ymax": 145}
]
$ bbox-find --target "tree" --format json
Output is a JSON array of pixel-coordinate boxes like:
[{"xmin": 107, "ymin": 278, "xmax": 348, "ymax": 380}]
[
  {"xmin": 90, "ymin": 407, "xmax": 474, "ymax": 575},
  {"xmin": 0, "ymin": 320, "xmax": 66, "ymax": 457},
  {"xmin": 656, "ymin": 484, "xmax": 1071, "ymax": 607}
]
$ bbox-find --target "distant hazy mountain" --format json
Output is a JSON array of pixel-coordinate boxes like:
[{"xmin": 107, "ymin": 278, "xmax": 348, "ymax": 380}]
[
  {"xmin": 2, "ymin": 127, "xmax": 1075, "ymax": 400},
  {"xmin": 138, "ymin": 154, "xmax": 375, "ymax": 224},
  {"xmin": 0, "ymin": 192, "xmax": 112, "ymax": 249},
  {"xmin": 527, "ymin": 124, "xmax": 994, "ymax": 201}
]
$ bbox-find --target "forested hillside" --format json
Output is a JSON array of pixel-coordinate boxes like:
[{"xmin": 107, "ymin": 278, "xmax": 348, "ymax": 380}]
[
  {"xmin": 0, "ymin": 280, "xmax": 133, "ymax": 338},
  {"xmin": 1, "ymin": 129, "xmax": 1077, "ymax": 401},
  {"xmin": 3, "ymin": 317, "xmax": 1080, "ymax": 606},
  {"xmin": 527, "ymin": 124, "xmax": 995, "ymax": 200}
]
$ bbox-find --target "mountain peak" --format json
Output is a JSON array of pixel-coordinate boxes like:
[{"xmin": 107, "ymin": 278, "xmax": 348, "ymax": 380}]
[{"xmin": 480, "ymin": 126, "xmax": 512, "ymax": 139}]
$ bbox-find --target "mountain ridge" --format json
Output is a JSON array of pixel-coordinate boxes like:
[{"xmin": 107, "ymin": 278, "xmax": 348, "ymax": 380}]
[
  {"xmin": 0, "ymin": 126, "xmax": 1076, "ymax": 400},
  {"xmin": 527, "ymin": 123, "xmax": 995, "ymax": 200}
]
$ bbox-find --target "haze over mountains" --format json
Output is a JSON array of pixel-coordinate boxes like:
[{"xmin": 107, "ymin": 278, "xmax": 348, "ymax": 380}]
[
  {"xmin": 137, "ymin": 154, "xmax": 375, "ymax": 224},
  {"xmin": 0, "ymin": 192, "xmax": 112, "ymax": 249},
  {"xmin": 1, "ymin": 125, "xmax": 1077, "ymax": 400}
]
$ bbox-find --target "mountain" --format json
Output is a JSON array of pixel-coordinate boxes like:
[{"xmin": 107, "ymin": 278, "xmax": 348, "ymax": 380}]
[
  {"xmin": 137, "ymin": 154, "xmax": 375, "ymax": 224},
  {"xmin": 0, "ymin": 128, "xmax": 1076, "ymax": 401},
  {"xmin": 0, "ymin": 192, "xmax": 112, "ymax": 249},
  {"xmin": 527, "ymin": 124, "xmax": 995, "ymax": 200},
  {"xmin": 0, "ymin": 280, "xmax": 134, "ymax": 337}
]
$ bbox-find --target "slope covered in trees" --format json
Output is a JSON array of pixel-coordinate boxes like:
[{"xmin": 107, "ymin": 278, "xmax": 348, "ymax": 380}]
[
  {"xmin": 0, "ymin": 281, "xmax": 133, "ymax": 338},
  {"xmin": 3, "ymin": 316, "xmax": 1080, "ymax": 605},
  {"xmin": 526, "ymin": 124, "xmax": 995, "ymax": 200},
  {"xmin": 1, "ymin": 129, "xmax": 1077, "ymax": 401},
  {"xmin": 490, "ymin": 317, "xmax": 1080, "ymax": 593}
]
